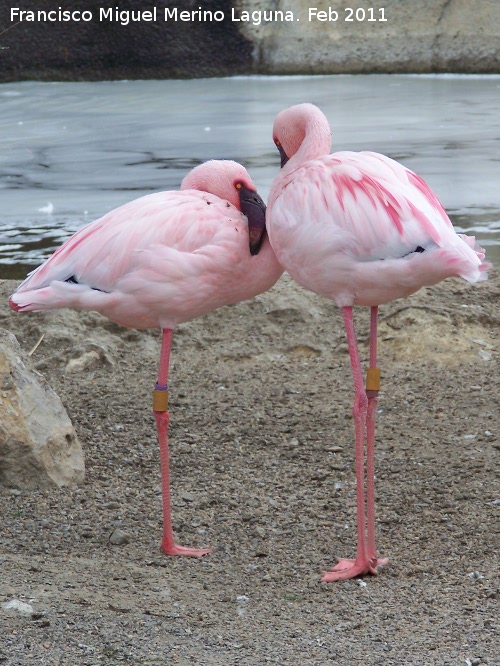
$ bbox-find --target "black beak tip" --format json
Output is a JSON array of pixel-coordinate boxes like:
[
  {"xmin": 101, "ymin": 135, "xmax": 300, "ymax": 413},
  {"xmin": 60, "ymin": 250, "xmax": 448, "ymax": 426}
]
[
  {"xmin": 238, "ymin": 186, "xmax": 267, "ymax": 257},
  {"xmin": 249, "ymin": 234, "xmax": 264, "ymax": 256},
  {"xmin": 277, "ymin": 143, "xmax": 289, "ymax": 168}
]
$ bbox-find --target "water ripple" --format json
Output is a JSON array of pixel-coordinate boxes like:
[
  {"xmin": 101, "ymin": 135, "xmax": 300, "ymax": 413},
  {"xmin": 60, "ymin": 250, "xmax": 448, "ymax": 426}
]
[{"xmin": 1, "ymin": 75, "xmax": 499, "ymax": 279}]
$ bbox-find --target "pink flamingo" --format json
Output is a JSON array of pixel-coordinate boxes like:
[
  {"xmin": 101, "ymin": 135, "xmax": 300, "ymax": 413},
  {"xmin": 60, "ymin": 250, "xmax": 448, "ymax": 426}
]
[
  {"xmin": 267, "ymin": 103, "xmax": 490, "ymax": 581},
  {"xmin": 10, "ymin": 159, "xmax": 283, "ymax": 558}
]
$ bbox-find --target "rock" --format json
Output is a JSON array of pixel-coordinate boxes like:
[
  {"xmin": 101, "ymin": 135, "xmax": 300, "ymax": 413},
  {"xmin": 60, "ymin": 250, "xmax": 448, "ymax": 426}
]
[
  {"xmin": 0, "ymin": 329, "xmax": 85, "ymax": 490},
  {"xmin": 2, "ymin": 599, "xmax": 34, "ymax": 615},
  {"xmin": 65, "ymin": 340, "xmax": 117, "ymax": 374},
  {"xmin": 65, "ymin": 350, "xmax": 101, "ymax": 374},
  {"xmin": 109, "ymin": 529, "xmax": 130, "ymax": 545}
]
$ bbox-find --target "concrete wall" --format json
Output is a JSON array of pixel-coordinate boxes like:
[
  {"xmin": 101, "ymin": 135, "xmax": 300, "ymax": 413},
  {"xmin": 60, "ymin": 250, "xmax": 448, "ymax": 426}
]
[
  {"xmin": 237, "ymin": 0, "xmax": 500, "ymax": 74},
  {"xmin": 0, "ymin": 0, "xmax": 253, "ymax": 81},
  {"xmin": 0, "ymin": 0, "xmax": 498, "ymax": 81}
]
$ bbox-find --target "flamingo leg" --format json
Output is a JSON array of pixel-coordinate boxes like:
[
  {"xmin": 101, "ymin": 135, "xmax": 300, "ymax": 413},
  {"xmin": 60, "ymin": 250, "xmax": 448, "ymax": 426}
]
[
  {"xmin": 154, "ymin": 328, "xmax": 211, "ymax": 557},
  {"xmin": 366, "ymin": 306, "xmax": 389, "ymax": 571},
  {"xmin": 322, "ymin": 307, "xmax": 368, "ymax": 581},
  {"xmin": 322, "ymin": 306, "xmax": 385, "ymax": 582}
]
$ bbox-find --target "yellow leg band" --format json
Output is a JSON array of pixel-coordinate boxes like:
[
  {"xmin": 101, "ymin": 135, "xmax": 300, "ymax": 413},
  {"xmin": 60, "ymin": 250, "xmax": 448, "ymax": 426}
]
[
  {"xmin": 153, "ymin": 388, "xmax": 169, "ymax": 412},
  {"xmin": 366, "ymin": 367, "xmax": 381, "ymax": 392}
]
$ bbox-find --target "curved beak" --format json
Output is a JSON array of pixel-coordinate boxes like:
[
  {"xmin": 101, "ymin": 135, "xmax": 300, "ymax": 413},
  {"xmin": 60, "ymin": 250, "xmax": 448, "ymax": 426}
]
[{"xmin": 238, "ymin": 185, "xmax": 267, "ymax": 256}]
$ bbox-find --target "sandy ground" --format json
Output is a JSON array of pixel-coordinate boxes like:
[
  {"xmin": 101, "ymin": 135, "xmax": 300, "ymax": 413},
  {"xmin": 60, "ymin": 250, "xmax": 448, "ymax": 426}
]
[{"xmin": 0, "ymin": 272, "xmax": 498, "ymax": 666}]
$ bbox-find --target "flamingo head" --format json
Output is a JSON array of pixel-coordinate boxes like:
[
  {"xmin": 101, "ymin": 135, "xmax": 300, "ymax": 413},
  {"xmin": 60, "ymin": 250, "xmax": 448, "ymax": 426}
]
[
  {"xmin": 181, "ymin": 160, "xmax": 267, "ymax": 256},
  {"xmin": 273, "ymin": 103, "xmax": 332, "ymax": 168}
]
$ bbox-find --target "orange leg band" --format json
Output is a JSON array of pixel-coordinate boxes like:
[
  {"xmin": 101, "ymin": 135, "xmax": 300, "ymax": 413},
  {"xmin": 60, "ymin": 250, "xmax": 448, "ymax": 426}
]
[
  {"xmin": 366, "ymin": 367, "xmax": 381, "ymax": 393},
  {"xmin": 153, "ymin": 384, "xmax": 169, "ymax": 412}
]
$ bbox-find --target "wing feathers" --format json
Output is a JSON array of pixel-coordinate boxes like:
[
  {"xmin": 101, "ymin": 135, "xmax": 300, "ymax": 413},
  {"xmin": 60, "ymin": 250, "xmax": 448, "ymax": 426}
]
[
  {"xmin": 280, "ymin": 152, "xmax": 462, "ymax": 261},
  {"xmin": 15, "ymin": 191, "xmax": 244, "ymax": 294}
]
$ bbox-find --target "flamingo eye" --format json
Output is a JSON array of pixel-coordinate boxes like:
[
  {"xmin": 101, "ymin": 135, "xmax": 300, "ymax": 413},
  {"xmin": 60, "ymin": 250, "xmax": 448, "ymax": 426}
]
[
  {"xmin": 274, "ymin": 139, "xmax": 281, "ymax": 147},
  {"xmin": 235, "ymin": 182, "xmax": 243, "ymax": 190}
]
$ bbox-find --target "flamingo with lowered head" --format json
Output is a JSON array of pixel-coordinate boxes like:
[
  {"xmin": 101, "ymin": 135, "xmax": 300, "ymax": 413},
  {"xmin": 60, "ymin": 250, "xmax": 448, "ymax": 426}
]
[
  {"xmin": 267, "ymin": 103, "xmax": 490, "ymax": 581},
  {"xmin": 10, "ymin": 159, "xmax": 283, "ymax": 558}
]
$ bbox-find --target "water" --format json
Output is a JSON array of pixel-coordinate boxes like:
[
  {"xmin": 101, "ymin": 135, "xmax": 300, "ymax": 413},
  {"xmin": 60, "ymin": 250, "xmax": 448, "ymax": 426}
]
[{"xmin": 1, "ymin": 74, "xmax": 499, "ymax": 279}]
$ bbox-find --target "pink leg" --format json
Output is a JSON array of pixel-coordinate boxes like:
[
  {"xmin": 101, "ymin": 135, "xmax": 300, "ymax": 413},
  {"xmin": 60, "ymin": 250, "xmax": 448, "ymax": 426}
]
[
  {"xmin": 322, "ymin": 307, "xmax": 369, "ymax": 581},
  {"xmin": 366, "ymin": 307, "xmax": 389, "ymax": 571},
  {"xmin": 322, "ymin": 306, "xmax": 385, "ymax": 582},
  {"xmin": 155, "ymin": 328, "xmax": 211, "ymax": 558}
]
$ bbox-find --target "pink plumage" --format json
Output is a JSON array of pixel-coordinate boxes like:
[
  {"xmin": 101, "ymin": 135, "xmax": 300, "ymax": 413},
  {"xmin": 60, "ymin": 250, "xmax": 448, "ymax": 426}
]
[
  {"xmin": 11, "ymin": 160, "xmax": 281, "ymax": 329},
  {"xmin": 268, "ymin": 104, "xmax": 488, "ymax": 309},
  {"xmin": 267, "ymin": 103, "xmax": 490, "ymax": 581},
  {"xmin": 10, "ymin": 159, "xmax": 283, "ymax": 558}
]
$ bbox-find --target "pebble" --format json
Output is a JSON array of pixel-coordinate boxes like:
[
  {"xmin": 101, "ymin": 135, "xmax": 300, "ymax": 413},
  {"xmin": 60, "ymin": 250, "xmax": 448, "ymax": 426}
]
[
  {"xmin": 2, "ymin": 599, "xmax": 34, "ymax": 615},
  {"xmin": 109, "ymin": 529, "xmax": 130, "ymax": 545},
  {"xmin": 103, "ymin": 501, "xmax": 121, "ymax": 510}
]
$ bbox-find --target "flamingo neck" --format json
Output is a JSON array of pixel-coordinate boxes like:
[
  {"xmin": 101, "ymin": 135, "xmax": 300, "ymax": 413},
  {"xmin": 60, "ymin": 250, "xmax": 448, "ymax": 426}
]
[{"xmin": 290, "ymin": 107, "xmax": 332, "ymax": 166}]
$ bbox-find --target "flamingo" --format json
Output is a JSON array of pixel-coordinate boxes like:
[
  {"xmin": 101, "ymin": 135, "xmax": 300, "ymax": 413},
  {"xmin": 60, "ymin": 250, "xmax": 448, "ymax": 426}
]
[
  {"xmin": 267, "ymin": 103, "xmax": 490, "ymax": 581},
  {"xmin": 9, "ymin": 159, "xmax": 283, "ymax": 558}
]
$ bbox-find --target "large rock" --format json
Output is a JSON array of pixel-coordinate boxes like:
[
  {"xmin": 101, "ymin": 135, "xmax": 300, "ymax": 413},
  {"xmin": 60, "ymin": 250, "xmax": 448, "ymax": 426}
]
[{"xmin": 0, "ymin": 329, "xmax": 84, "ymax": 490}]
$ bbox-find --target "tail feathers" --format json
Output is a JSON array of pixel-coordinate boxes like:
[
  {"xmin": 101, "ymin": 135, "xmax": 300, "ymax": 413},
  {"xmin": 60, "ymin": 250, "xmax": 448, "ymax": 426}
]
[
  {"xmin": 455, "ymin": 234, "xmax": 491, "ymax": 282},
  {"xmin": 438, "ymin": 234, "xmax": 491, "ymax": 282},
  {"xmin": 9, "ymin": 281, "xmax": 95, "ymax": 313},
  {"xmin": 8, "ymin": 296, "xmax": 21, "ymax": 312}
]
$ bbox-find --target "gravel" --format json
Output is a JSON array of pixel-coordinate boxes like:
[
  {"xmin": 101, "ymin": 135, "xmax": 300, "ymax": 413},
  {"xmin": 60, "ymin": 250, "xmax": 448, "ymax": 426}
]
[{"xmin": 0, "ymin": 273, "xmax": 498, "ymax": 665}]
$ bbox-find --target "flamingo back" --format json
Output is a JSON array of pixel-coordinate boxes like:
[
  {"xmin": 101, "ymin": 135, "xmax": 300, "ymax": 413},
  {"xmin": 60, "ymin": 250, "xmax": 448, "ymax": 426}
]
[
  {"xmin": 268, "ymin": 151, "xmax": 488, "ymax": 306},
  {"xmin": 10, "ymin": 161, "xmax": 283, "ymax": 329}
]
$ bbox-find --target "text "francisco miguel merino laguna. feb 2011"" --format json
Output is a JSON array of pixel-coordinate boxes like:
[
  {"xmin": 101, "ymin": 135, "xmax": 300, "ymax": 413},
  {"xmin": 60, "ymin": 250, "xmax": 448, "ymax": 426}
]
[{"xmin": 10, "ymin": 6, "xmax": 389, "ymax": 26}]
